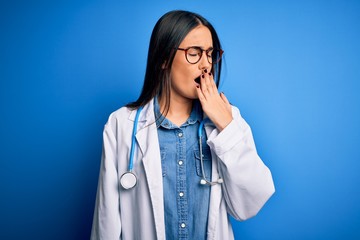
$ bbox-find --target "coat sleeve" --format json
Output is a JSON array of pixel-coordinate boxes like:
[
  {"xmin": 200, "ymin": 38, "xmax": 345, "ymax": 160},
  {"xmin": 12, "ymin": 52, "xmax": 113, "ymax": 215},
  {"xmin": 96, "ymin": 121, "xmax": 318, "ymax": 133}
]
[
  {"xmin": 207, "ymin": 106, "xmax": 275, "ymax": 221},
  {"xmin": 91, "ymin": 118, "xmax": 122, "ymax": 240}
]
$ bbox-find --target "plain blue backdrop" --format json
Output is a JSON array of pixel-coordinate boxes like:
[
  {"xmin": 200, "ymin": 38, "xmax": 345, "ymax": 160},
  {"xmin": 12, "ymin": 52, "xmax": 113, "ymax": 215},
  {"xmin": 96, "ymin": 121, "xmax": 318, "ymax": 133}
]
[{"xmin": 1, "ymin": 0, "xmax": 360, "ymax": 239}]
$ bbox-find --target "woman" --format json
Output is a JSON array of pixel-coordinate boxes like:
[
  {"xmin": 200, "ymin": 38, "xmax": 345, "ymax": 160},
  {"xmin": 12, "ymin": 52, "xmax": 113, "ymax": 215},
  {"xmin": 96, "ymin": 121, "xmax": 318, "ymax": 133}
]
[{"xmin": 91, "ymin": 10, "xmax": 275, "ymax": 240}]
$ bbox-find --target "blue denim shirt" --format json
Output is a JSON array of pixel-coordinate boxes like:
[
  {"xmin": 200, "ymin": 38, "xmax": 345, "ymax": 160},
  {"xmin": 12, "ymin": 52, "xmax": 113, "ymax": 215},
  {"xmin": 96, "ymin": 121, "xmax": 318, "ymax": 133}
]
[{"xmin": 154, "ymin": 98, "xmax": 212, "ymax": 240}]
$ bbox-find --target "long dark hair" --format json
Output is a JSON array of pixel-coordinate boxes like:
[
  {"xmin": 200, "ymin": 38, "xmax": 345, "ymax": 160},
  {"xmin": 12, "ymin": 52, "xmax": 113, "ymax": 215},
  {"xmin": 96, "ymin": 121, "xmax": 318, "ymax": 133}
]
[{"xmin": 126, "ymin": 10, "xmax": 223, "ymax": 113}]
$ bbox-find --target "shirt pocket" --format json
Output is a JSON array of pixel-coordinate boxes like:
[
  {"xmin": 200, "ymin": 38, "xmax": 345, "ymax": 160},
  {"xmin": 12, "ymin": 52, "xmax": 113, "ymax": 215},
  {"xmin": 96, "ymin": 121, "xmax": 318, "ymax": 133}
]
[
  {"xmin": 160, "ymin": 148, "xmax": 167, "ymax": 177},
  {"xmin": 194, "ymin": 148, "xmax": 212, "ymax": 178}
]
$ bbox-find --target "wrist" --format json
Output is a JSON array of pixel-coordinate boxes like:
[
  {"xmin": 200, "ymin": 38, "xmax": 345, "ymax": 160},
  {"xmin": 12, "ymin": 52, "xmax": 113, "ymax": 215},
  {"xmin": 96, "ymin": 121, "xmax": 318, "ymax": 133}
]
[{"xmin": 214, "ymin": 116, "xmax": 233, "ymax": 131}]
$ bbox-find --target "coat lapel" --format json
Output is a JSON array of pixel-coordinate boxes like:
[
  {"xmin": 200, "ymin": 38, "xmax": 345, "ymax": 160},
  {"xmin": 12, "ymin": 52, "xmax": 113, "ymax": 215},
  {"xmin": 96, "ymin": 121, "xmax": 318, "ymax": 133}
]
[
  {"xmin": 204, "ymin": 124, "xmax": 223, "ymax": 238},
  {"xmin": 131, "ymin": 101, "xmax": 165, "ymax": 239}
]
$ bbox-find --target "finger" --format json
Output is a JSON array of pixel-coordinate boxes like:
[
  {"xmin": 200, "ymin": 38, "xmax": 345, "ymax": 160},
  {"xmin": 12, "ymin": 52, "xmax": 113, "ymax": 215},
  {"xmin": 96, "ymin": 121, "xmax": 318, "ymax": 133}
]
[
  {"xmin": 207, "ymin": 72, "xmax": 217, "ymax": 93},
  {"xmin": 196, "ymin": 85, "xmax": 206, "ymax": 102},
  {"xmin": 200, "ymin": 74, "xmax": 210, "ymax": 97},
  {"xmin": 201, "ymin": 72, "xmax": 215, "ymax": 96},
  {"xmin": 220, "ymin": 92, "xmax": 230, "ymax": 104},
  {"xmin": 220, "ymin": 92, "xmax": 232, "ymax": 112}
]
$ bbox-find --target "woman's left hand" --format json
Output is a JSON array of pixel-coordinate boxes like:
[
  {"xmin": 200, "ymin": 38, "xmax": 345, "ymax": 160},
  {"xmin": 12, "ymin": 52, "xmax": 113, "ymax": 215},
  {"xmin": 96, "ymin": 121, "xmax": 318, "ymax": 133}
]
[{"xmin": 195, "ymin": 70, "xmax": 233, "ymax": 131}]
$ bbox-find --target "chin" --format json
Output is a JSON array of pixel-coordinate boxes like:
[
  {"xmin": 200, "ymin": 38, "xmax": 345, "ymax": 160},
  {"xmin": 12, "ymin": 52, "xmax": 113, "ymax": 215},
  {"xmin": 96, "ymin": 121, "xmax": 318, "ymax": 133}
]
[{"xmin": 188, "ymin": 94, "xmax": 198, "ymax": 100}]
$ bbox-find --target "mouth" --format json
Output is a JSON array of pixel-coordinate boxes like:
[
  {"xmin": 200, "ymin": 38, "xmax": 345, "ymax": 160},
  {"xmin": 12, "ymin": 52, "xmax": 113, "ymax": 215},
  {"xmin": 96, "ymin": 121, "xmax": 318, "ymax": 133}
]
[{"xmin": 194, "ymin": 75, "xmax": 201, "ymax": 84}]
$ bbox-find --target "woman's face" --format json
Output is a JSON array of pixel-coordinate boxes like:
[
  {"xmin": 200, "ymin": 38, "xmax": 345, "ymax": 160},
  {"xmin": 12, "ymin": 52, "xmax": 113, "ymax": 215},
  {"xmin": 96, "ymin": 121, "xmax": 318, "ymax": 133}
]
[{"xmin": 170, "ymin": 25, "xmax": 213, "ymax": 102}]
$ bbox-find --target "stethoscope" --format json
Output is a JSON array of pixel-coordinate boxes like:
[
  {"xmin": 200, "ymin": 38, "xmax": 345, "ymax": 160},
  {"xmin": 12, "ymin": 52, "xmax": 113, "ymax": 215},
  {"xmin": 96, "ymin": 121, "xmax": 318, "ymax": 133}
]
[{"xmin": 120, "ymin": 106, "xmax": 223, "ymax": 190}]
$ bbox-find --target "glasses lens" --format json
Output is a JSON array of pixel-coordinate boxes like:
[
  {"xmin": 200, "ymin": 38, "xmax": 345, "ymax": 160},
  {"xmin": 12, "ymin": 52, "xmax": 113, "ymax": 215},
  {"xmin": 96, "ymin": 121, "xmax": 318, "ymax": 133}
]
[{"xmin": 186, "ymin": 47, "xmax": 201, "ymax": 64}]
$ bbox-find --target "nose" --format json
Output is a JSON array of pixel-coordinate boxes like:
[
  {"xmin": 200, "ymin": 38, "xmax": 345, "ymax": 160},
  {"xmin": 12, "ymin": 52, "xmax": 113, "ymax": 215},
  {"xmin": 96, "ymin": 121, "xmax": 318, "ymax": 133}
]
[{"xmin": 198, "ymin": 51, "xmax": 211, "ymax": 71}]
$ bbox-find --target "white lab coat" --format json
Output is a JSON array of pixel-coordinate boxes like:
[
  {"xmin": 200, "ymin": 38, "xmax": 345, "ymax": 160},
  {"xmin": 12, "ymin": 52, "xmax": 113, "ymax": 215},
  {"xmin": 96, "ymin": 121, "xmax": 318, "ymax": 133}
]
[{"xmin": 91, "ymin": 99, "xmax": 275, "ymax": 240}]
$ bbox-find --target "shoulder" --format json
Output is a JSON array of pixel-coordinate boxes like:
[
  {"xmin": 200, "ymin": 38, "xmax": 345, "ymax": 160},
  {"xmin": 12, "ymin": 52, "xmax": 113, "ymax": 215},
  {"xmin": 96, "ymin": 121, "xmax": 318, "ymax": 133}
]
[
  {"xmin": 109, "ymin": 106, "xmax": 132, "ymax": 121},
  {"xmin": 106, "ymin": 106, "xmax": 132, "ymax": 126},
  {"xmin": 101, "ymin": 106, "xmax": 134, "ymax": 138},
  {"xmin": 104, "ymin": 99, "xmax": 156, "ymax": 131}
]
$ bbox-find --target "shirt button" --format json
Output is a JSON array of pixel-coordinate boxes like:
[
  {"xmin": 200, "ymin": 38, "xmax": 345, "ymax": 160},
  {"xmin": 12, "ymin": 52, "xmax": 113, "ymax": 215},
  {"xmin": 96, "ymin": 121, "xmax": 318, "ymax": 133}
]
[
  {"xmin": 181, "ymin": 223, "xmax": 186, "ymax": 228},
  {"xmin": 178, "ymin": 132, "xmax": 183, "ymax": 137},
  {"xmin": 178, "ymin": 160, "xmax": 183, "ymax": 165},
  {"xmin": 179, "ymin": 192, "xmax": 184, "ymax": 197}
]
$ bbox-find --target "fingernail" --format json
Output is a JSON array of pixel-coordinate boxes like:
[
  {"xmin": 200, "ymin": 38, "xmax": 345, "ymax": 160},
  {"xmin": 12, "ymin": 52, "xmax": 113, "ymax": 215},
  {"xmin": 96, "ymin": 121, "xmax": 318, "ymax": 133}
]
[
  {"xmin": 209, "ymin": 72, "xmax": 212, "ymax": 76},
  {"xmin": 196, "ymin": 85, "xmax": 200, "ymax": 88},
  {"xmin": 201, "ymin": 74, "xmax": 204, "ymax": 78},
  {"xmin": 204, "ymin": 69, "xmax": 208, "ymax": 73}
]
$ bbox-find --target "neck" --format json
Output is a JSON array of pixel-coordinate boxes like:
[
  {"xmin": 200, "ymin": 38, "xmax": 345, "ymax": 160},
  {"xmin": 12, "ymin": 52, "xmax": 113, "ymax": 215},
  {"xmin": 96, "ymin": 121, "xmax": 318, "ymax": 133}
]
[{"xmin": 158, "ymin": 95, "xmax": 193, "ymax": 127}]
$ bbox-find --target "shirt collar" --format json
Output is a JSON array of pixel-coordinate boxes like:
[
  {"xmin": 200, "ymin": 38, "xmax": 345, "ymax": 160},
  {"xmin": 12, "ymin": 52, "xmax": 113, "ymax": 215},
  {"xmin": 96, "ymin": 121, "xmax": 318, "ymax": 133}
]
[{"xmin": 154, "ymin": 97, "xmax": 202, "ymax": 129}]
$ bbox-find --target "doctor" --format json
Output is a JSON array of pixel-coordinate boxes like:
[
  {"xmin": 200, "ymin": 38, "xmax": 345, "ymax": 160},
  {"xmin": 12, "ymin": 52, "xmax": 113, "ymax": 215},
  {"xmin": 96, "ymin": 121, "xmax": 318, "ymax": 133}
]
[{"xmin": 91, "ymin": 10, "xmax": 275, "ymax": 240}]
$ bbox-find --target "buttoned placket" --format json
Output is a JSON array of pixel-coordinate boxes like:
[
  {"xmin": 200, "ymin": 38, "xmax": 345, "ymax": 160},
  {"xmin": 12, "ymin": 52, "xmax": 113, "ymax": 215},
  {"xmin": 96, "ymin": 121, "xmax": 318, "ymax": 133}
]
[
  {"xmin": 176, "ymin": 128, "xmax": 188, "ymax": 239},
  {"xmin": 154, "ymin": 97, "xmax": 211, "ymax": 240}
]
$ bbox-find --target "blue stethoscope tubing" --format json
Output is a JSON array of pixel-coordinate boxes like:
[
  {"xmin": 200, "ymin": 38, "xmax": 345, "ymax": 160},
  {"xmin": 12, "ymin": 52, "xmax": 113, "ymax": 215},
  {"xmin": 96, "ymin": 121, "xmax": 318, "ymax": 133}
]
[
  {"xmin": 120, "ymin": 106, "xmax": 143, "ymax": 189},
  {"xmin": 128, "ymin": 106, "xmax": 143, "ymax": 171},
  {"xmin": 120, "ymin": 106, "xmax": 222, "ymax": 190},
  {"xmin": 198, "ymin": 119, "xmax": 223, "ymax": 185}
]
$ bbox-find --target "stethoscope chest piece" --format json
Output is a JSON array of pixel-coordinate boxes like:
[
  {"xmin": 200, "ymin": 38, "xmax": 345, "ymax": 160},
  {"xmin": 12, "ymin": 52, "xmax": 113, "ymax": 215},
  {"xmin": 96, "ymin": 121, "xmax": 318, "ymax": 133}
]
[{"xmin": 120, "ymin": 172, "xmax": 137, "ymax": 189}]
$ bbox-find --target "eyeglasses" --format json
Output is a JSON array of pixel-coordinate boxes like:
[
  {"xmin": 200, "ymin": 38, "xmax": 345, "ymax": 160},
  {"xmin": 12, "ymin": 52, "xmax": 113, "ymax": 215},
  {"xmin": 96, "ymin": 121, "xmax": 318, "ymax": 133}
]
[{"xmin": 176, "ymin": 46, "xmax": 224, "ymax": 64}]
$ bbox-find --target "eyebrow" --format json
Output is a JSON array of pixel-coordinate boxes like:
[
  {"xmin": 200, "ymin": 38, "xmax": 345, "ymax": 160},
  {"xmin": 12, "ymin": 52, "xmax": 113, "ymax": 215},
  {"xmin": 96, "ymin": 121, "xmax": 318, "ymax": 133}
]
[{"xmin": 186, "ymin": 46, "xmax": 214, "ymax": 50}]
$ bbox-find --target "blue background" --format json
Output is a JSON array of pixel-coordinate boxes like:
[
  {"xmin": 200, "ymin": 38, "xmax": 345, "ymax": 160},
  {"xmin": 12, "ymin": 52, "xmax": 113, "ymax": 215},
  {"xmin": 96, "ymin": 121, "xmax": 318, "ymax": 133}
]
[{"xmin": 1, "ymin": 0, "xmax": 360, "ymax": 239}]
